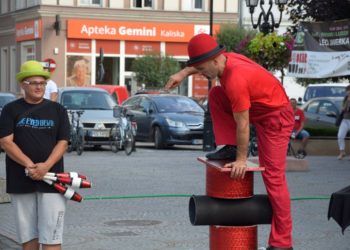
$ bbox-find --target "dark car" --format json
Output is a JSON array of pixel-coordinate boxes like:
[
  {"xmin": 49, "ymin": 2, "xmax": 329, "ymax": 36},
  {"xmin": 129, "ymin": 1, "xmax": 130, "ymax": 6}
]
[
  {"xmin": 301, "ymin": 97, "xmax": 344, "ymax": 129},
  {"xmin": 0, "ymin": 92, "xmax": 16, "ymax": 115},
  {"xmin": 122, "ymin": 94, "xmax": 204, "ymax": 149}
]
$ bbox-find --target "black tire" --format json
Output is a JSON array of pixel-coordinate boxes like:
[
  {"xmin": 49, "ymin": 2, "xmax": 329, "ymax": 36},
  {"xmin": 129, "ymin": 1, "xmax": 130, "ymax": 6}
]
[
  {"xmin": 250, "ymin": 141, "xmax": 258, "ymax": 156},
  {"xmin": 154, "ymin": 126, "xmax": 165, "ymax": 149},
  {"xmin": 110, "ymin": 125, "xmax": 119, "ymax": 153},
  {"xmin": 67, "ymin": 132, "xmax": 74, "ymax": 153},
  {"xmin": 124, "ymin": 128, "xmax": 135, "ymax": 155},
  {"xmin": 76, "ymin": 128, "xmax": 84, "ymax": 156}
]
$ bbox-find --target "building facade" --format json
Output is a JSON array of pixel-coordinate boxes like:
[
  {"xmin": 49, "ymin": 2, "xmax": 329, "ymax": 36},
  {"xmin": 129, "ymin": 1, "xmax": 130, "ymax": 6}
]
[{"xmin": 0, "ymin": 0, "xmax": 239, "ymax": 97}]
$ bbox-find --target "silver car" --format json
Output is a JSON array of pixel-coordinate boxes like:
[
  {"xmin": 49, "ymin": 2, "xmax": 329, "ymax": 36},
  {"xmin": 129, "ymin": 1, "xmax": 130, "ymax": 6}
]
[{"xmin": 58, "ymin": 87, "xmax": 118, "ymax": 147}]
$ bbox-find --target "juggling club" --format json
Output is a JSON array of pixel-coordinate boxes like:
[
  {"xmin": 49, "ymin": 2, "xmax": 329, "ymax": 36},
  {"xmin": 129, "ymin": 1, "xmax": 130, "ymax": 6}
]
[
  {"xmin": 44, "ymin": 175, "xmax": 91, "ymax": 188},
  {"xmin": 43, "ymin": 179, "xmax": 83, "ymax": 202},
  {"xmin": 45, "ymin": 172, "xmax": 87, "ymax": 180}
]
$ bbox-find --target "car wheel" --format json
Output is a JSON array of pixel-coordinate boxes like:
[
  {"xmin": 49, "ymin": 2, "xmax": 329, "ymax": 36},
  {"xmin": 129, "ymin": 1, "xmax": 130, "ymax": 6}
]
[{"xmin": 154, "ymin": 126, "xmax": 165, "ymax": 149}]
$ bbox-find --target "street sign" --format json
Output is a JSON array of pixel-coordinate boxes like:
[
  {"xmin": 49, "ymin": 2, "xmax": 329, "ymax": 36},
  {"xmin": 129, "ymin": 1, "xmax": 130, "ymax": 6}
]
[{"xmin": 42, "ymin": 58, "xmax": 56, "ymax": 73}]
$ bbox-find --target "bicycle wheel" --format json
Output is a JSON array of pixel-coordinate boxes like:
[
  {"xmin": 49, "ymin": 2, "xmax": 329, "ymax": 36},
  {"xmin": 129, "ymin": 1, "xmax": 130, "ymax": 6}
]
[
  {"xmin": 109, "ymin": 124, "xmax": 120, "ymax": 153},
  {"xmin": 124, "ymin": 128, "xmax": 135, "ymax": 155},
  {"xmin": 76, "ymin": 128, "xmax": 84, "ymax": 156},
  {"xmin": 67, "ymin": 131, "xmax": 74, "ymax": 153}
]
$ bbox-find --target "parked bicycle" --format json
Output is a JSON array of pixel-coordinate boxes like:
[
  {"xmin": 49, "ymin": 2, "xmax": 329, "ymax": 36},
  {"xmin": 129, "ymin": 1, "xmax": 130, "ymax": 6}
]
[
  {"xmin": 109, "ymin": 106, "xmax": 137, "ymax": 155},
  {"xmin": 67, "ymin": 110, "xmax": 85, "ymax": 155},
  {"xmin": 249, "ymin": 125, "xmax": 259, "ymax": 157},
  {"xmin": 287, "ymin": 132, "xmax": 306, "ymax": 159}
]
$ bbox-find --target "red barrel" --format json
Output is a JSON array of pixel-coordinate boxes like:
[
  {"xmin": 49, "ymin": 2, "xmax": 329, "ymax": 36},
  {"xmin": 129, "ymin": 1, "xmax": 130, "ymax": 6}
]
[
  {"xmin": 203, "ymin": 159, "xmax": 258, "ymax": 250},
  {"xmin": 206, "ymin": 166, "xmax": 254, "ymax": 199},
  {"xmin": 210, "ymin": 225, "xmax": 257, "ymax": 250}
]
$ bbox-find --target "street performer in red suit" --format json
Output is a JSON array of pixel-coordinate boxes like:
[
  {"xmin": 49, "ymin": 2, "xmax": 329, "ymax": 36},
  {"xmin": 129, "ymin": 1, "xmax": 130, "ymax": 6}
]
[{"xmin": 165, "ymin": 33, "xmax": 294, "ymax": 250}]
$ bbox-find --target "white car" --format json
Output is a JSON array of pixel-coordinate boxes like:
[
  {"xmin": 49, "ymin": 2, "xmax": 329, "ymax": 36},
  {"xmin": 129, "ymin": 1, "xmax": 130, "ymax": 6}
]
[{"xmin": 58, "ymin": 87, "xmax": 119, "ymax": 147}]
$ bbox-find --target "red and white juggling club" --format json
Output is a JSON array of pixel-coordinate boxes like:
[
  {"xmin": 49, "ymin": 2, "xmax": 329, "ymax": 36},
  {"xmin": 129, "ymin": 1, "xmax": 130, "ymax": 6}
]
[
  {"xmin": 44, "ymin": 175, "xmax": 91, "ymax": 188},
  {"xmin": 43, "ymin": 179, "xmax": 83, "ymax": 202},
  {"xmin": 45, "ymin": 172, "xmax": 87, "ymax": 180}
]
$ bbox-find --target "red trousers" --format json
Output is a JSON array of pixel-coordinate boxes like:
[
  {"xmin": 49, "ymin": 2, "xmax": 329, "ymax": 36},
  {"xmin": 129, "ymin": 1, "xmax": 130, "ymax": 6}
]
[{"xmin": 209, "ymin": 86, "xmax": 294, "ymax": 248}]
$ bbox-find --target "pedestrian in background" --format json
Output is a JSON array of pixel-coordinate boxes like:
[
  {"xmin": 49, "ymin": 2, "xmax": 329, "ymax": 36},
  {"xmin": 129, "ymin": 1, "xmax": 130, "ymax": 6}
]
[
  {"xmin": 0, "ymin": 60, "xmax": 70, "ymax": 250},
  {"xmin": 42, "ymin": 62, "xmax": 58, "ymax": 101},
  {"xmin": 337, "ymin": 85, "xmax": 350, "ymax": 160},
  {"xmin": 165, "ymin": 33, "xmax": 294, "ymax": 250},
  {"xmin": 290, "ymin": 98, "xmax": 310, "ymax": 157}
]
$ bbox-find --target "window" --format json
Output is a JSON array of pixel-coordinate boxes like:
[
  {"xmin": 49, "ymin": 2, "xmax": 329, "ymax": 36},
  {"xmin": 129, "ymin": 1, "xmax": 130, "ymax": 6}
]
[
  {"xmin": 182, "ymin": 0, "xmax": 203, "ymax": 11},
  {"xmin": 305, "ymin": 101, "xmax": 319, "ymax": 114},
  {"xmin": 194, "ymin": 0, "xmax": 203, "ymax": 9},
  {"xmin": 79, "ymin": 0, "xmax": 101, "ymax": 6},
  {"xmin": 133, "ymin": 0, "xmax": 153, "ymax": 8}
]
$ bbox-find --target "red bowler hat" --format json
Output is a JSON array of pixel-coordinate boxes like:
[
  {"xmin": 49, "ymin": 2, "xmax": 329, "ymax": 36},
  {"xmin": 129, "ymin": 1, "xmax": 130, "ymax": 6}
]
[{"xmin": 186, "ymin": 33, "xmax": 226, "ymax": 67}]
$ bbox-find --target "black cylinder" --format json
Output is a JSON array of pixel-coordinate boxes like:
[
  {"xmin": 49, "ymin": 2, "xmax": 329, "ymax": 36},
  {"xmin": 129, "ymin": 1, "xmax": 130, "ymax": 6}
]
[{"xmin": 189, "ymin": 194, "xmax": 272, "ymax": 226}]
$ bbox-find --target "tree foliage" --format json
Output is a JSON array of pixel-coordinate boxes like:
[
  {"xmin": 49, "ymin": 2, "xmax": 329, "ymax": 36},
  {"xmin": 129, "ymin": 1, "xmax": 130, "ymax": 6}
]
[
  {"xmin": 287, "ymin": 0, "xmax": 350, "ymax": 34},
  {"xmin": 216, "ymin": 24, "xmax": 256, "ymax": 56},
  {"xmin": 131, "ymin": 53, "xmax": 180, "ymax": 88}
]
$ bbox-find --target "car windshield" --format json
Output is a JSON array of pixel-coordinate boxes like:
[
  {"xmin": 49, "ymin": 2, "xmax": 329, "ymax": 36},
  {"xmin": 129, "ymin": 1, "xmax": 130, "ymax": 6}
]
[
  {"xmin": 0, "ymin": 95, "xmax": 16, "ymax": 107},
  {"xmin": 61, "ymin": 91, "xmax": 117, "ymax": 110},
  {"xmin": 153, "ymin": 96, "xmax": 204, "ymax": 113},
  {"xmin": 304, "ymin": 86, "xmax": 346, "ymax": 102}
]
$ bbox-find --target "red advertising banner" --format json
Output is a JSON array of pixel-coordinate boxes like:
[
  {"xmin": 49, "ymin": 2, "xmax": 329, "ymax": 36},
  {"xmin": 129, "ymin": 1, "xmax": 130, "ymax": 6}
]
[
  {"xmin": 125, "ymin": 41, "xmax": 160, "ymax": 55},
  {"xmin": 16, "ymin": 19, "xmax": 42, "ymax": 42},
  {"xmin": 67, "ymin": 39, "xmax": 92, "ymax": 53},
  {"xmin": 67, "ymin": 19, "xmax": 220, "ymax": 42}
]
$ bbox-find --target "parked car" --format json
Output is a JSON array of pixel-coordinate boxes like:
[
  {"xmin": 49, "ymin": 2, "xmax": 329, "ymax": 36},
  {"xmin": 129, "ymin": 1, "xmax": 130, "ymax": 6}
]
[
  {"xmin": 0, "ymin": 92, "xmax": 16, "ymax": 115},
  {"xmin": 301, "ymin": 96, "xmax": 344, "ymax": 129},
  {"xmin": 303, "ymin": 83, "xmax": 349, "ymax": 103},
  {"xmin": 91, "ymin": 84, "xmax": 129, "ymax": 105},
  {"xmin": 122, "ymin": 94, "xmax": 204, "ymax": 149},
  {"xmin": 58, "ymin": 87, "xmax": 119, "ymax": 147}
]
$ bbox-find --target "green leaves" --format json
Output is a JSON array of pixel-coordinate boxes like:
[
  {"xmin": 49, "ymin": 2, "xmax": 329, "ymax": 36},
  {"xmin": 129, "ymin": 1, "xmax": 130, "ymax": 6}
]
[{"xmin": 131, "ymin": 53, "xmax": 180, "ymax": 88}]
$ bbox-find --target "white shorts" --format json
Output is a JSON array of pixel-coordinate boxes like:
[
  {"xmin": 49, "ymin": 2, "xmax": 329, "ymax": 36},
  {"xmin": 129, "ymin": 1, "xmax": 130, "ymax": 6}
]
[{"xmin": 10, "ymin": 192, "xmax": 67, "ymax": 245}]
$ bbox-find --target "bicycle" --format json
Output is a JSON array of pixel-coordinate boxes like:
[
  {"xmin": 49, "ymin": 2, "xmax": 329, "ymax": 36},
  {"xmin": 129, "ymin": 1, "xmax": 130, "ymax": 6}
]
[
  {"xmin": 249, "ymin": 125, "xmax": 259, "ymax": 157},
  {"xmin": 67, "ymin": 110, "xmax": 85, "ymax": 155},
  {"xmin": 287, "ymin": 133, "xmax": 307, "ymax": 159},
  {"xmin": 109, "ymin": 106, "xmax": 137, "ymax": 155}
]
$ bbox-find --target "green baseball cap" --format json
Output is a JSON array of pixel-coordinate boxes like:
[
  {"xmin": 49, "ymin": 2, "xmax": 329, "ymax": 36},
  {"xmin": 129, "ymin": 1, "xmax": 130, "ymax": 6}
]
[{"xmin": 16, "ymin": 60, "xmax": 51, "ymax": 82}]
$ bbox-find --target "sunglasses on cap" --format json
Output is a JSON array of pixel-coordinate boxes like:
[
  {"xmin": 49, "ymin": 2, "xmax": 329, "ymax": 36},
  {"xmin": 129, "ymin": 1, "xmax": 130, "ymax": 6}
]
[{"xmin": 23, "ymin": 80, "xmax": 47, "ymax": 87}]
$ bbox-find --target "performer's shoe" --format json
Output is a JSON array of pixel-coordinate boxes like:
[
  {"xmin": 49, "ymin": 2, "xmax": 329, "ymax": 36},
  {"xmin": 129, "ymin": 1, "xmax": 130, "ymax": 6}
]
[
  {"xmin": 205, "ymin": 145, "xmax": 236, "ymax": 160},
  {"xmin": 266, "ymin": 246, "xmax": 293, "ymax": 250}
]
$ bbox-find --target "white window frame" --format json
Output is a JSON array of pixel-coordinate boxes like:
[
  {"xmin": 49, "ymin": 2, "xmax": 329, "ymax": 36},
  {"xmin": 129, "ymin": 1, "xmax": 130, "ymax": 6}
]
[
  {"xmin": 193, "ymin": 0, "xmax": 203, "ymax": 11},
  {"xmin": 20, "ymin": 41, "xmax": 36, "ymax": 64},
  {"xmin": 1, "ymin": 47, "xmax": 9, "ymax": 91},
  {"xmin": 79, "ymin": 0, "xmax": 102, "ymax": 7},
  {"xmin": 131, "ymin": 0, "xmax": 154, "ymax": 9}
]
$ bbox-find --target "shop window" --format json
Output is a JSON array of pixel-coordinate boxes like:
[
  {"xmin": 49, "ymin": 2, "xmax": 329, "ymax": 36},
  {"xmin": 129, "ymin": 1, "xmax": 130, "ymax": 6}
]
[
  {"xmin": 125, "ymin": 58, "xmax": 136, "ymax": 72},
  {"xmin": 79, "ymin": 0, "xmax": 101, "ymax": 6},
  {"xmin": 132, "ymin": 0, "xmax": 153, "ymax": 8}
]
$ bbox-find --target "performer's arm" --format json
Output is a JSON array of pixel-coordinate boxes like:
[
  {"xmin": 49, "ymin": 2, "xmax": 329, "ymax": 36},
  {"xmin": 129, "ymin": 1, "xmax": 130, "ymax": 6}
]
[
  {"xmin": 224, "ymin": 110, "xmax": 250, "ymax": 179},
  {"xmin": 165, "ymin": 67, "xmax": 198, "ymax": 90}
]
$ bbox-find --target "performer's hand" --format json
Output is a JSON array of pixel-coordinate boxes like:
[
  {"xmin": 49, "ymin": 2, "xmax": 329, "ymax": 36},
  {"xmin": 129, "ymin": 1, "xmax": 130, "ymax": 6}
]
[
  {"xmin": 224, "ymin": 160, "xmax": 247, "ymax": 179},
  {"xmin": 165, "ymin": 72, "xmax": 185, "ymax": 90}
]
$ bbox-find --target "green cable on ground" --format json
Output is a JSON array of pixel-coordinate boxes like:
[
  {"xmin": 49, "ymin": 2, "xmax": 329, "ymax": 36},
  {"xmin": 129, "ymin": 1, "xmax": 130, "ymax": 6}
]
[{"xmin": 84, "ymin": 194, "xmax": 330, "ymax": 201}]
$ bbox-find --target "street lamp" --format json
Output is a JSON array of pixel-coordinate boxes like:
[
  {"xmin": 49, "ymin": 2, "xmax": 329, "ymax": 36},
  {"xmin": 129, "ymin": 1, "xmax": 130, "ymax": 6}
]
[{"xmin": 245, "ymin": 0, "xmax": 288, "ymax": 35}]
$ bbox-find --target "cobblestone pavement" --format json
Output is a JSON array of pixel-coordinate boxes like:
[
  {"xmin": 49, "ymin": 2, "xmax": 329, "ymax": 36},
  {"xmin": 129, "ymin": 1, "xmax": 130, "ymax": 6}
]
[{"xmin": 0, "ymin": 144, "xmax": 350, "ymax": 250}]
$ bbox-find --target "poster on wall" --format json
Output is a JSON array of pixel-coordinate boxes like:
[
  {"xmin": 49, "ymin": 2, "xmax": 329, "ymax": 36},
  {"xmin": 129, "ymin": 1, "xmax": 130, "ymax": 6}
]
[
  {"xmin": 66, "ymin": 56, "xmax": 91, "ymax": 87},
  {"xmin": 288, "ymin": 19, "xmax": 350, "ymax": 78}
]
